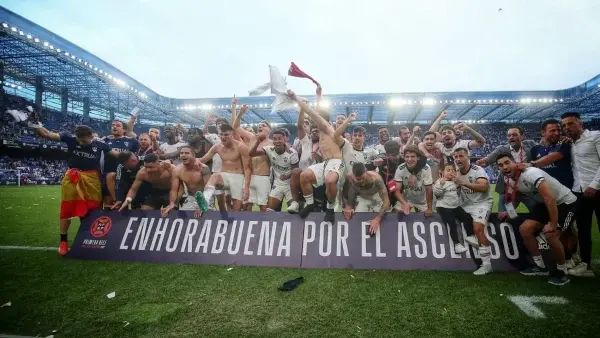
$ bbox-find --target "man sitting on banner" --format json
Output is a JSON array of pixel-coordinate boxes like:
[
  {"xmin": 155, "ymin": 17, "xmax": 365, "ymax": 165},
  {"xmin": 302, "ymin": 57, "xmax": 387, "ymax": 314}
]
[
  {"xmin": 342, "ymin": 162, "xmax": 390, "ymax": 234},
  {"xmin": 249, "ymin": 129, "xmax": 299, "ymax": 211},
  {"xmin": 33, "ymin": 124, "xmax": 119, "ymax": 256},
  {"xmin": 118, "ymin": 154, "xmax": 178, "ymax": 211},
  {"xmin": 453, "ymin": 147, "xmax": 494, "ymax": 275},
  {"xmin": 288, "ymin": 90, "xmax": 343, "ymax": 222},
  {"xmin": 111, "ymin": 151, "xmax": 144, "ymax": 211},
  {"xmin": 495, "ymin": 153, "xmax": 576, "ymax": 286},
  {"xmin": 194, "ymin": 124, "xmax": 252, "ymax": 212},
  {"xmin": 393, "ymin": 145, "xmax": 434, "ymax": 216}
]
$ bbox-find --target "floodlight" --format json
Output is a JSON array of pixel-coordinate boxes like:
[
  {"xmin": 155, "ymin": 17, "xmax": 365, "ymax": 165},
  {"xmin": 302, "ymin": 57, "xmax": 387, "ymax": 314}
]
[
  {"xmin": 11, "ymin": 27, "xmax": 16, "ymax": 32},
  {"xmin": 43, "ymin": 41, "xmax": 49, "ymax": 47},
  {"xmin": 26, "ymin": 34, "xmax": 32, "ymax": 39},
  {"xmin": 319, "ymin": 99, "xmax": 331, "ymax": 109},
  {"xmin": 1, "ymin": 23, "xmax": 7, "ymax": 28},
  {"xmin": 423, "ymin": 98, "xmax": 435, "ymax": 106}
]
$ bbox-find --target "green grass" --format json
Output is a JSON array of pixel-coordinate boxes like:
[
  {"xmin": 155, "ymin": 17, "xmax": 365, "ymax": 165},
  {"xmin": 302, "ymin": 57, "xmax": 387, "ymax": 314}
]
[{"xmin": 0, "ymin": 186, "xmax": 599, "ymax": 338}]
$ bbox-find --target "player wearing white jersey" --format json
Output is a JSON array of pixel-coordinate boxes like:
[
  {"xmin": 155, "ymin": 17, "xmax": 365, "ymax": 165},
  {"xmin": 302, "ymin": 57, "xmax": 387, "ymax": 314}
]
[
  {"xmin": 393, "ymin": 145, "xmax": 434, "ymax": 216},
  {"xmin": 159, "ymin": 125, "xmax": 187, "ymax": 165},
  {"xmin": 496, "ymin": 153, "xmax": 576, "ymax": 285},
  {"xmin": 250, "ymin": 129, "xmax": 299, "ymax": 211},
  {"xmin": 453, "ymin": 147, "xmax": 494, "ymax": 275}
]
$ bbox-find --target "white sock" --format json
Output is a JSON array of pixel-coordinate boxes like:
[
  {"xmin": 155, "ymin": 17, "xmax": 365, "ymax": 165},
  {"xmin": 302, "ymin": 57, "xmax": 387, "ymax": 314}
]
[
  {"xmin": 326, "ymin": 199, "xmax": 337, "ymax": 210},
  {"xmin": 533, "ymin": 255, "xmax": 545, "ymax": 268},
  {"xmin": 204, "ymin": 185, "xmax": 216, "ymax": 203},
  {"xmin": 557, "ymin": 264, "xmax": 567, "ymax": 274},
  {"xmin": 479, "ymin": 245, "xmax": 491, "ymax": 266},
  {"xmin": 304, "ymin": 194, "xmax": 314, "ymax": 205}
]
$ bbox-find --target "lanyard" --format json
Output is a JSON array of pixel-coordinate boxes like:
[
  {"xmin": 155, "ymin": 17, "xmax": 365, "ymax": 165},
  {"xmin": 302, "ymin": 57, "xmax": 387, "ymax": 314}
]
[
  {"xmin": 504, "ymin": 171, "xmax": 521, "ymax": 203},
  {"xmin": 514, "ymin": 147, "xmax": 524, "ymax": 163},
  {"xmin": 137, "ymin": 147, "xmax": 152, "ymax": 156}
]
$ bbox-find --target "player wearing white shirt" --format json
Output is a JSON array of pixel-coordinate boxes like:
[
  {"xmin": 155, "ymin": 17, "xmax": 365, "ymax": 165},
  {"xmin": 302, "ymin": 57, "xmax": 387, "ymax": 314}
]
[
  {"xmin": 453, "ymin": 147, "xmax": 494, "ymax": 275},
  {"xmin": 158, "ymin": 125, "xmax": 187, "ymax": 165},
  {"xmin": 249, "ymin": 130, "xmax": 299, "ymax": 211},
  {"xmin": 393, "ymin": 145, "xmax": 434, "ymax": 215},
  {"xmin": 496, "ymin": 153, "xmax": 576, "ymax": 285},
  {"xmin": 373, "ymin": 126, "xmax": 391, "ymax": 155},
  {"xmin": 428, "ymin": 123, "xmax": 486, "ymax": 165}
]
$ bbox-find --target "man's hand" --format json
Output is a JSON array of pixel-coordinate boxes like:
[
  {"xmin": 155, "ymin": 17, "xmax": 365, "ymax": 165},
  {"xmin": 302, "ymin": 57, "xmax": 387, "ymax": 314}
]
[
  {"xmin": 207, "ymin": 113, "xmax": 217, "ymax": 123},
  {"xmin": 373, "ymin": 158, "xmax": 384, "ymax": 167},
  {"xmin": 453, "ymin": 176, "xmax": 467, "ymax": 186},
  {"xmin": 194, "ymin": 158, "xmax": 208, "ymax": 168},
  {"xmin": 498, "ymin": 211, "xmax": 509, "ymax": 221},
  {"xmin": 232, "ymin": 95, "xmax": 238, "ymax": 105},
  {"xmin": 369, "ymin": 218, "xmax": 381, "ymax": 234},
  {"xmin": 287, "ymin": 90, "xmax": 297, "ymax": 101},
  {"xmin": 312, "ymin": 152, "xmax": 322, "ymax": 163},
  {"xmin": 316, "ymin": 86, "xmax": 322, "ymax": 96},
  {"xmin": 279, "ymin": 173, "xmax": 291, "ymax": 181},
  {"xmin": 456, "ymin": 123, "xmax": 467, "ymax": 131},
  {"xmin": 111, "ymin": 201, "xmax": 123, "ymax": 210},
  {"xmin": 543, "ymin": 222, "xmax": 557, "ymax": 234},
  {"xmin": 517, "ymin": 162, "xmax": 532, "ymax": 171},
  {"xmin": 475, "ymin": 158, "xmax": 487, "ymax": 167},
  {"xmin": 256, "ymin": 132, "xmax": 267, "ymax": 143},
  {"xmin": 424, "ymin": 208, "xmax": 433, "ymax": 217},
  {"xmin": 347, "ymin": 112, "xmax": 357, "ymax": 123},
  {"xmin": 161, "ymin": 203, "xmax": 176, "ymax": 217},
  {"xmin": 193, "ymin": 208, "xmax": 203, "ymax": 218},
  {"xmin": 401, "ymin": 202, "xmax": 410, "ymax": 215},
  {"xmin": 343, "ymin": 206, "xmax": 354, "ymax": 220},
  {"xmin": 560, "ymin": 136, "xmax": 572, "ymax": 144},
  {"xmin": 239, "ymin": 104, "xmax": 248, "ymax": 115},
  {"xmin": 412, "ymin": 125, "xmax": 421, "ymax": 134},
  {"xmin": 440, "ymin": 110, "xmax": 448, "ymax": 119},
  {"xmin": 584, "ymin": 187, "xmax": 597, "ymax": 198},
  {"xmin": 242, "ymin": 187, "xmax": 250, "ymax": 203}
]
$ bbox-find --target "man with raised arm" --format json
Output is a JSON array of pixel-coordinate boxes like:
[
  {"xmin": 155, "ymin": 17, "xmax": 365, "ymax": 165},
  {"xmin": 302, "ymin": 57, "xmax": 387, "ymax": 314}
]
[
  {"xmin": 342, "ymin": 162, "xmax": 390, "ymax": 234},
  {"xmin": 34, "ymin": 124, "xmax": 119, "ymax": 256},
  {"xmin": 233, "ymin": 104, "xmax": 273, "ymax": 211},
  {"xmin": 249, "ymin": 129, "xmax": 299, "ymax": 211},
  {"xmin": 194, "ymin": 124, "xmax": 251, "ymax": 212},
  {"xmin": 425, "ymin": 122, "xmax": 485, "ymax": 165},
  {"xmin": 289, "ymin": 90, "xmax": 343, "ymax": 223}
]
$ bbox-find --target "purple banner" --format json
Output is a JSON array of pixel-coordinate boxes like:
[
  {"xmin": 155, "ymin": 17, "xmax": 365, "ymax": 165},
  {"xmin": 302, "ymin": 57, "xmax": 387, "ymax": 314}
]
[{"xmin": 71, "ymin": 210, "xmax": 532, "ymax": 271}]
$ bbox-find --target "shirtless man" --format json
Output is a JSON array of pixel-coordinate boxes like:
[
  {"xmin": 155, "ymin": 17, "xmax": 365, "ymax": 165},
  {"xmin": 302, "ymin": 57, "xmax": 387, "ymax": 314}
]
[
  {"xmin": 195, "ymin": 124, "xmax": 252, "ymax": 211},
  {"xmin": 233, "ymin": 104, "xmax": 272, "ymax": 211},
  {"xmin": 118, "ymin": 154, "xmax": 177, "ymax": 211},
  {"xmin": 289, "ymin": 90, "xmax": 343, "ymax": 223},
  {"xmin": 161, "ymin": 146, "xmax": 211, "ymax": 217},
  {"xmin": 342, "ymin": 162, "xmax": 391, "ymax": 234}
]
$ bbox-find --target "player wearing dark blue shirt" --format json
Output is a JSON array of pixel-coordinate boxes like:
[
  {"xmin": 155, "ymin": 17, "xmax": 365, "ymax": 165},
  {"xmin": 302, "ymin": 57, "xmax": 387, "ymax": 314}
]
[
  {"xmin": 101, "ymin": 120, "xmax": 139, "ymax": 205},
  {"xmin": 526, "ymin": 120, "xmax": 574, "ymax": 189}
]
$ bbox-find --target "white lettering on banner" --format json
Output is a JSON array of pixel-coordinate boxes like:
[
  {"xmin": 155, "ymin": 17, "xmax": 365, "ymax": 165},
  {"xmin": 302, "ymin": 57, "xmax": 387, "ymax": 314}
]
[
  {"xmin": 120, "ymin": 217, "xmax": 137, "ymax": 250},
  {"xmin": 375, "ymin": 229, "xmax": 386, "ymax": 257},
  {"xmin": 447, "ymin": 224, "xmax": 461, "ymax": 258},
  {"xmin": 277, "ymin": 222, "xmax": 291, "ymax": 257},
  {"xmin": 181, "ymin": 219, "xmax": 198, "ymax": 253},
  {"xmin": 302, "ymin": 222, "xmax": 315, "ymax": 256},
  {"xmin": 244, "ymin": 221, "xmax": 258, "ymax": 255},
  {"xmin": 361, "ymin": 222, "xmax": 372, "ymax": 257},
  {"xmin": 508, "ymin": 296, "xmax": 568, "ymax": 319},
  {"xmin": 195, "ymin": 220, "xmax": 212, "ymax": 253},
  {"xmin": 413, "ymin": 222, "xmax": 428, "ymax": 258},
  {"xmin": 257, "ymin": 221, "xmax": 276, "ymax": 256},
  {"xmin": 337, "ymin": 222, "xmax": 349, "ymax": 257},
  {"xmin": 486, "ymin": 224, "xmax": 501, "ymax": 259},
  {"xmin": 430, "ymin": 222, "xmax": 445, "ymax": 259},
  {"xmin": 132, "ymin": 218, "xmax": 154, "ymax": 251},
  {"xmin": 150, "ymin": 218, "xmax": 168, "ymax": 251},
  {"xmin": 227, "ymin": 221, "xmax": 243, "ymax": 255},
  {"xmin": 397, "ymin": 222, "xmax": 411, "ymax": 257},
  {"xmin": 500, "ymin": 223, "xmax": 519, "ymax": 260},
  {"xmin": 319, "ymin": 222, "xmax": 333, "ymax": 257},
  {"xmin": 211, "ymin": 220, "xmax": 228, "ymax": 254},
  {"xmin": 166, "ymin": 219, "xmax": 184, "ymax": 253}
]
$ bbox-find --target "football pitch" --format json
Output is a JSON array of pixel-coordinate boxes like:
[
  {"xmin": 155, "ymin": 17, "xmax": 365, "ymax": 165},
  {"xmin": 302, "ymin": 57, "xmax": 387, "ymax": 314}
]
[{"xmin": 0, "ymin": 186, "xmax": 599, "ymax": 338}]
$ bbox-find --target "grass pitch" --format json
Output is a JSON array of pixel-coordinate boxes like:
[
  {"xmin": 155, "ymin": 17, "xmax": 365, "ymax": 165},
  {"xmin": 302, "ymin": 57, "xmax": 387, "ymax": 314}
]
[{"xmin": 1, "ymin": 186, "xmax": 599, "ymax": 338}]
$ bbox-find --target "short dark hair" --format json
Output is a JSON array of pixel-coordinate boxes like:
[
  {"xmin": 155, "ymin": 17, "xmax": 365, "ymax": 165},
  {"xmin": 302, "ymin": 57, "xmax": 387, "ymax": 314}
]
[
  {"xmin": 280, "ymin": 128, "xmax": 290, "ymax": 137},
  {"xmin": 508, "ymin": 126, "xmax": 524, "ymax": 135},
  {"xmin": 117, "ymin": 151, "xmax": 135, "ymax": 164},
  {"xmin": 377, "ymin": 126, "xmax": 389, "ymax": 132},
  {"xmin": 403, "ymin": 145, "xmax": 421, "ymax": 157},
  {"xmin": 352, "ymin": 126, "xmax": 366, "ymax": 134},
  {"xmin": 541, "ymin": 119, "xmax": 560, "ymax": 131},
  {"xmin": 74, "ymin": 125, "xmax": 93, "ymax": 138},
  {"xmin": 560, "ymin": 112, "xmax": 580, "ymax": 120},
  {"xmin": 219, "ymin": 124, "xmax": 233, "ymax": 133},
  {"xmin": 439, "ymin": 125, "xmax": 454, "ymax": 133},
  {"xmin": 215, "ymin": 118, "xmax": 229, "ymax": 125},
  {"xmin": 453, "ymin": 147, "xmax": 469, "ymax": 155},
  {"xmin": 352, "ymin": 162, "xmax": 367, "ymax": 177},
  {"xmin": 260, "ymin": 120, "xmax": 272, "ymax": 130},
  {"xmin": 188, "ymin": 127, "xmax": 202, "ymax": 135},
  {"xmin": 384, "ymin": 140, "xmax": 400, "ymax": 155},
  {"xmin": 495, "ymin": 152, "xmax": 514, "ymax": 163},
  {"xmin": 271, "ymin": 129, "xmax": 286, "ymax": 137},
  {"xmin": 439, "ymin": 161, "xmax": 456, "ymax": 172},
  {"xmin": 398, "ymin": 125, "xmax": 409, "ymax": 132},
  {"xmin": 423, "ymin": 131, "xmax": 436, "ymax": 138},
  {"xmin": 144, "ymin": 153, "xmax": 159, "ymax": 163},
  {"xmin": 179, "ymin": 145, "xmax": 196, "ymax": 156}
]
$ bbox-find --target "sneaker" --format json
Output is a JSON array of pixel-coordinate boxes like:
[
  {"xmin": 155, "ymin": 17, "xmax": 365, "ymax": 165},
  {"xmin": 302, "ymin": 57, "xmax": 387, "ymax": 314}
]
[
  {"xmin": 473, "ymin": 264, "xmax": 493, "ymax": 276},
  {"xmin": 568, "ymin": 262, "xmax": 595, "ymax": 277},
  {"xmin": 454, "ymin": 243, "xmax": 468, "ymax": 254},
  {"xmin": 464, "ymin": 236, "xmax": 479, "ymax": 247},
  {"xmin": 299, "ymin": 203, "xmax": 315, "ymax": 219},
  {"xmin": 520, "ymin": 266, "xmax": 549, "ymax": 276},
  {"xmin": 548, "ymin": 273, "xmax": 570, "ymax": 286},
  {"xmin": 324, "ymin": 208, "xmax": 335, "ymax": 223},
  {"xmin": 565, "ymin": 259, "xmax": 576, "ymax": 269},
  {"xmin": 195, "ymin": 192, "xmax": 209, "ymax": 213},
  {"xmin": 58, "ymin": 241, "xmax": 68, "ymax": 256},
  {"xmin": 287, "ymin": 201, "xmax": 300, "ymax": 214}
]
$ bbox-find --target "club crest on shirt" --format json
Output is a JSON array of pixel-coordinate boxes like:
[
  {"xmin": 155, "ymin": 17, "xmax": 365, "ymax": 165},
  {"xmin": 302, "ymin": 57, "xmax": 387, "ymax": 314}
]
[
  {"xmin": 124, "ymin": 141, "xmax": 129, "ymax": 147},
  {"xmin": 284, "ymin": 157, "xmax": 288, "ymax": 163},
  {"xmin": 92, "ymin": 147, "xmax": 97, "ymax": 152}
]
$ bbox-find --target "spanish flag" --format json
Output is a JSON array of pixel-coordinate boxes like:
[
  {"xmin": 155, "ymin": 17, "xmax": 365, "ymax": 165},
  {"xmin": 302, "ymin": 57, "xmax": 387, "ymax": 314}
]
[{"xmin": 60, "ymin": 169, "xmax": 102, "ymax": 219}]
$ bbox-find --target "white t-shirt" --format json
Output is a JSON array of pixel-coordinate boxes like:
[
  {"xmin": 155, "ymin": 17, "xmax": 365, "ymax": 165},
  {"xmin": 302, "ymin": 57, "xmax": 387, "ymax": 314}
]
[
  {"xmin": 507, "ymin": 167, "xmax": 576, "ymax": 205},
  {"xmin": 299, "ymin": 135, "xmax": 320, "ymax": 171},
  {"xmin": 435, "ymin": 139, "xmax": 472, "ymax": 164},
  {"xmin": 373, "ymin": 143, "xmax": 386, "ymax": 155},
  {"xmin": 204, "ymin": 133, "xmax": 222, "ymax": 172},
  {"xmin": 263, "ymin": 146, "xmax": 299, "ymax": 186},
  {"xmin": 159, "ymin": 141, "xmax": 187, "ymax": 165},
  {"xmin": 341, "ymin": 140, "xmax": 379, "ymax": 174},
  {"xmin": 205, "ymin": 133, "xmax": 220, "ymax": 145},
  {"xmin": 457, "ymin": 164, "xmax": 493, "ymax": 205},
  {"xmin": 394, "ymin": 163, "xmax": 434, "ymax": 205},
  {"xmin": 433, "ymin": 180, "xmax": 461, "ymax": 209}
]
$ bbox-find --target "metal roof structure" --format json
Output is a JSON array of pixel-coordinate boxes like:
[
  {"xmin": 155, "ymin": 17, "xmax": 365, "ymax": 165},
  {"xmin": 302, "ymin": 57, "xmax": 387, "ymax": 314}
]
[{"xmin": 2, "ymin": 6, "xmax": 600, "ymax": 127}]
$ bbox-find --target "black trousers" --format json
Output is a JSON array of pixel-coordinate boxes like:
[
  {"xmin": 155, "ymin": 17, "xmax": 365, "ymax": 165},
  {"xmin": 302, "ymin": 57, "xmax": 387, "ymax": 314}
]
[
  {"xmin": 574, "ymin": 191, "xmax": 600, "ymax": 265},
  {"xmin": 437, "ymin": 206, "xmax": 474, "ymax": 244}
]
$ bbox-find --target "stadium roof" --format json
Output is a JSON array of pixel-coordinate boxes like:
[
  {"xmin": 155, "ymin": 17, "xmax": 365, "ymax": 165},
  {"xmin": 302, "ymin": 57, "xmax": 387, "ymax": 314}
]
[{"xmin": 2, "ymin": 6, "xmax": 600, "ymax": 127}]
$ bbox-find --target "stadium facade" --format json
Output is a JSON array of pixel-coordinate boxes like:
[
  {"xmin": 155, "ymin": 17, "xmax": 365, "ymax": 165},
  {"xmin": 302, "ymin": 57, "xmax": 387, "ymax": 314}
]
[{"xmin": 2, "ymin": 6, "xmax": 600, "ymax": 128}]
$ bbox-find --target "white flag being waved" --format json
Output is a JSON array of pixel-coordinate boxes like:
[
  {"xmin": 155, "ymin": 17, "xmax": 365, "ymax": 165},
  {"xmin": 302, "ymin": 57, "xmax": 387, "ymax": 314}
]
[{"xmin": 248, "ymin": 65, "xmax": 296, "ymax": 113}]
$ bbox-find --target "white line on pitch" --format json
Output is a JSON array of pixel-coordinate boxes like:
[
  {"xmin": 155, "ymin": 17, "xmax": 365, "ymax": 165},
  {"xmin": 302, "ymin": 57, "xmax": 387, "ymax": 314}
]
[{"xmin": 0, "ymin": 245, "xmax": 56, "ymax": 251}]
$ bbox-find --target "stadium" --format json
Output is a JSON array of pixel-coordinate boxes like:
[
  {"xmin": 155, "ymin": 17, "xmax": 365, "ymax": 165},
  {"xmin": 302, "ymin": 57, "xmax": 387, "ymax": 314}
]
[{"xmin": 1, "ymin": 4, "xmax": 600, "ymax": 338}]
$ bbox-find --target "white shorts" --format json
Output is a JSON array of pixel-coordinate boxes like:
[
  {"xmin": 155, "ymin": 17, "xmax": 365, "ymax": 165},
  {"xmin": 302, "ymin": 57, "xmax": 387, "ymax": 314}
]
[
  {"xmin": 212, "ymin": 154, "xmax": 222, "ymax": 173},
  {"xmin": 356, "ymin": 195, "xmax": 383, "ymax": 212},
  {"xmin": 249, "ymin": 175, "xmax": 270, "ymax": 206},
  {"xmin": 179, "ymin": 195, "xmax": 199, "ymax": 211},
  {"xmin": 308, "ymin": 158, "xmax": 343, "ymax": 187},
  {"xmin": 269, "ymin": 183, "xmax": 292, "ymax": 202},
  {"xmin": 462, "ymin": 202, "xmax": 492, "ymax": 226},
  {"xmin": 220, "ymin": 172, "xmax": 244, "ymax": 201}
]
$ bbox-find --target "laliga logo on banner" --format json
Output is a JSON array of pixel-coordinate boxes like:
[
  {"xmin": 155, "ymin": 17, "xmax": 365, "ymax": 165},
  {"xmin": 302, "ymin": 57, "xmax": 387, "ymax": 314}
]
[{"xmin": 90, "ymin": 216, "xmax": 112, "ymax": 238}]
